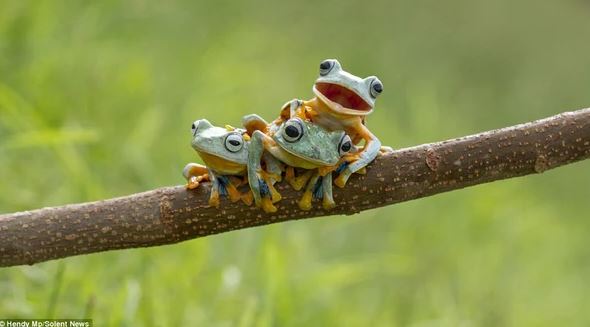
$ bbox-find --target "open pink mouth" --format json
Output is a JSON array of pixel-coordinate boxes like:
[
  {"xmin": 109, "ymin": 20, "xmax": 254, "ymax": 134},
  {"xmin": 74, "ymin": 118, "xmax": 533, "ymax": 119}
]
[{"xmin": 315, "ymin": 82, "xmax": 371, "ymax": 111}]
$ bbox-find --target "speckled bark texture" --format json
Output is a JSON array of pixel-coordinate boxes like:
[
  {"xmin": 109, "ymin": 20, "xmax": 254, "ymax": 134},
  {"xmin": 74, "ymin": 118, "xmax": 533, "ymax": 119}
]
[{"xmin": 1, "ymin": 108, "xmax": 589, "ymax": 267}]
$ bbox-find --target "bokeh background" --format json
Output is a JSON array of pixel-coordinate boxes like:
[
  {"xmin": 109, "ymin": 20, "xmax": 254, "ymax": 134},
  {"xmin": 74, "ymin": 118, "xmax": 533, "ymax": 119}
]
[{"xmin": 1, "ymin": 0, "xmax": 590, "ymax": 325}]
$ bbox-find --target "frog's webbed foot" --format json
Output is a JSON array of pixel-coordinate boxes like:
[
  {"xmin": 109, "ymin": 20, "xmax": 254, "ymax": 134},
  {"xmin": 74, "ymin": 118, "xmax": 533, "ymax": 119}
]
[
  {"xmin": 183, "ymin": 163, "xmax": 210, "ymax": 189},
  {"xmin": 333, "ymin": 161, "xmax": 353, "ymax": 188},
  {"xmin": 286, "ymin": 167, "xmax": 315, "ymax": 191},
  {"xmin": 298, "ymin": 171, "xmax": 320, "ymax": 211},
  {"xmin": 187, "ymin": 174, "xmax": 209, "ymax": 189},
  {"xmin": 257, "ymin": 178, "xmax": 278, "ymax": 213},
  {"xmin": 250, "ymin": 167, "xmax": 278, "ymax": 212},
  {"xmin": 256, "ymin": 169, "xmax": 281, "ymax": 203}
]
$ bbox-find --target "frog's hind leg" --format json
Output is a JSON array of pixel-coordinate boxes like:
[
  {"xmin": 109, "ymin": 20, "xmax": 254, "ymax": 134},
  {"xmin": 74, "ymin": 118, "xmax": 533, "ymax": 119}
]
[
  {"xmin": 247, "ymin": 130, "xmax": 278, "ymax": 213},
  {"xmin": 243, "ymin": 114, "xmax": 269, "ymax": 136},
  {"xmin": 261, "ymin": 152, "xmax": 283, "ymax": 203},
  {"xmin": 241, "ymin": 190, "xmax": 254, "ymax": 206},
  {"xmin": 217, "ymin": 176, "xmax": 242, "ymax": 203},
  {"xmin": 286, "ymin": 168, "xmax": 315, "ymax": 191},
  {"xmin": 298, "ymin": 170, "xmax": 320, "ymax": 211},
  {"xmin": 183, "ymin": 163, "xmax": 210, "ymax": 189}
]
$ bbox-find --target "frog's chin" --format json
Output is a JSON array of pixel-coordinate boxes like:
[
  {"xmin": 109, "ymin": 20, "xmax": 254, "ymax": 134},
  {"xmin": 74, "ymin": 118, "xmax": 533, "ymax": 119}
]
[
  {"xmin": 313, "ymin": 83, "xmax": 374, "ymax": 116},
  {"xmin": 277, "ymin": 146, "xmax": 338, "ymax": 168}
]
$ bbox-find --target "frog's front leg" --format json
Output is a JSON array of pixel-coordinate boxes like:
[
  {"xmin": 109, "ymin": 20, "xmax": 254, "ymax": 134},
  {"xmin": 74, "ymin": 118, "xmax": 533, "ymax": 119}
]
[
  {"xmin": 183, "ymin": 163, "xmax": 210, "ymax": 189},
  {"xmin": 321, "ymin": 172, "xmax": 336, "ymax": 210},
  {"xmin": 261, "ymin": 152, "xmax": 283, "ymax": 203},
  {"xmin": 334, "ymin": 126, "xmax": 381, "ymax": 188},
  {"xmin": 207, "ymin": 170, "xmax": 221, "ymax": 208},
  {"xmin": 247, "ymin": 130, "xmax": 278, "ymax": 213}
]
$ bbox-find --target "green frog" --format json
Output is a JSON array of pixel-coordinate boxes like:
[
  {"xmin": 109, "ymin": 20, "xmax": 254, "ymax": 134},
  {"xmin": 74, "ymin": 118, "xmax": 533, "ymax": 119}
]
[
  {"xmin": 183, "ymin": 119, "xmax": 280, "ymax": 208},
  {"xmin": 244, "ymin": 114, "xmax": 353, "ymax": 213},
  {"xmin": 273, "ymin": 59, "xmax": 388, "ymax": 188}
]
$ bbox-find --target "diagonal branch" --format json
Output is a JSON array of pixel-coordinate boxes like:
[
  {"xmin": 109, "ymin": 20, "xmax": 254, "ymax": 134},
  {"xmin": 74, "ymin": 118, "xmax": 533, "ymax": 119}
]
[{"xmin": 1, "ymin": 108, "xmax": 589, "ymax": 267}]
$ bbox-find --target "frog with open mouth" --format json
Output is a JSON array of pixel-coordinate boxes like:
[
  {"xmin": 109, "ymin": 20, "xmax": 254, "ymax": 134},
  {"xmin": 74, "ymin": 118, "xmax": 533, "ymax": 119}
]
[
  {"xmin": 273, "ymin": 59, "xmax": 389, "ymax": 188},
  {"xmin": 244, "ymin": 114, "xmax": 353, "ymax": 213},
  {"xmin": 183, "ymin": 119, "xmax": 281, "ymax": 208}
]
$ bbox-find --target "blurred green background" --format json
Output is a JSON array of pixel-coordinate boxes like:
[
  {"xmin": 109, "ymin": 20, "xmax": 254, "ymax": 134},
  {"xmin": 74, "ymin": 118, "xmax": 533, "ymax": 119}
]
[{"xmin": 1, "ymin": 0, "xmax": 589, "ymax": 325}]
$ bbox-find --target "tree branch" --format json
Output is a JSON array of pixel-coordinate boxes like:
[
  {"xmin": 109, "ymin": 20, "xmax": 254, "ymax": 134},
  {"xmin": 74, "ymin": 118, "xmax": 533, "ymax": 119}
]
[{"xmin": 1, "ymin": 108, "xmax": 589, "ymax": 267}]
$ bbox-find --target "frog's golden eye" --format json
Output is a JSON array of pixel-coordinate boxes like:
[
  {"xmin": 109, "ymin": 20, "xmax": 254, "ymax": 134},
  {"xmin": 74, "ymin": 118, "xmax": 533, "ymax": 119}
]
[
  {"xmin": 283, "ymin": 119, "xmax": 304, "ymax": 143},
  {"xmin": 224, "ymin": 133, "xmax": 244, "ymax": 152},
  {"xmin": 339, "ymin": 135, "xmax": 353, "ymax": 156},
  {"xmin": 319, "ymin": 59, "xmax": 336, "ymax": 76},
  {"xmin": 369, "ymin": 78, "xmax": 384, "ymax": 98}
]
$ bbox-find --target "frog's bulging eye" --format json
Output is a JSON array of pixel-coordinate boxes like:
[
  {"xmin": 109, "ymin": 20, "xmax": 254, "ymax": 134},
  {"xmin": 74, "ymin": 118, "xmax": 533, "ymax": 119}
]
[
  {"xmin": 319, "ymin": 59, "xmax": 336, "ymax": 76},
  {"xmin": 283, "ymin": 119, "xmax": 304, "ymax": 143},
  {"xmin": 224, "ymin": 133, "xmax": 244, "ymax": 152},
  {"xmin": 369, "ymin": 78, "xmax": 384, "ymax": 98},
  {"xmin": 191, "ymin": 122, "xmax": 198, "ymax": 136},
  {"xmin": 339, "ymin": 135, "xmax": 353, "ymax": 155}
]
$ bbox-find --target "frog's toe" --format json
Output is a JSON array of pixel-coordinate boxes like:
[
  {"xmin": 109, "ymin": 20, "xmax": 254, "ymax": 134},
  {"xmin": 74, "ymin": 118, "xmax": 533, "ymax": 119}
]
[
  {"xmin": 241, "ymin": 190, "xmax": 254, "ymax": 206},
  {"xmin": 261, "ymin": 197, "xmax": 278, "ymax": 213},
  {"xmin": 322, "ymin": 197, "xmax": 336, "ymax": 210},
  {"xmin": 334, "ymin": 173, "xmax": 350, "ymax": 188},
  {"xmin": 208, "ymin": 193, "xmax": 221, "ymax": 208},
  {"xmin": 259, "ymin": 174, "xmax": 282, "ymax": 203},
  {"xmin": 186, "ymin": 176, "xmax": 201, "ymax": 189},
  {"xmin": 268, "ymin": 184, "xmax": 282, "ymax": 203},
  {"xmin": 298, "ymin": 191, "xmax": 313, "ymax": 211},
  {"xmin": 183, "ymin": 163, "xmax": 208, "ymax": 179}
]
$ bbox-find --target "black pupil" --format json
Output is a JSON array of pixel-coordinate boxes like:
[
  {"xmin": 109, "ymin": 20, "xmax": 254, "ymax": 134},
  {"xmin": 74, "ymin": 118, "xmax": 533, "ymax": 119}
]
[
  {"xmin": 373, "ymin": 83, "xmax": 383, "ymax": 93},
  {"xmin": 341, "ymin": 141, "xmax": 352, "ymax": 152},
  {"xmin": 229, "ymin": 139, "xmax": 240, "ymax": 146},
  {"xmin": 285, "ymin": 125, "xmax": 300, "ymax": 138},
  {"xmin": 320, "ymin": 61, "xmax": 331, "ymax": 70},
  {"xmin": 191, "ymin": 123, "xmax": 196, "ymax": 130}
]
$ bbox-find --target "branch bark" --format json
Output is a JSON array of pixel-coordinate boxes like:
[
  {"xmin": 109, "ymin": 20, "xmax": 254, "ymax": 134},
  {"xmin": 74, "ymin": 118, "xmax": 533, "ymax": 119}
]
[{"xmin": 1, "ymin": 108, "xmax": 589, "ymax": 267}]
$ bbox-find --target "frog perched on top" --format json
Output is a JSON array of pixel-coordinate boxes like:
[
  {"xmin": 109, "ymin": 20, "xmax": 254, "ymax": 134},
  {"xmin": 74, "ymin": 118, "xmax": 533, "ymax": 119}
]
[
  {"xmin": 273, "ymin": 59, "xmax": 386, "ymax": 188},
  {"xmin": 183, "ymin": 119, "xmax": 280, "ymax": 208}
]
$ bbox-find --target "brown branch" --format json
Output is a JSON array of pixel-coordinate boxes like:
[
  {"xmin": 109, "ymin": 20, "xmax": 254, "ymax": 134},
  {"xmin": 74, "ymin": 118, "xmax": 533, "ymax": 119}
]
[{"xmin": 1, "ymin": 108, "xmax": 589, "ymax": 267}]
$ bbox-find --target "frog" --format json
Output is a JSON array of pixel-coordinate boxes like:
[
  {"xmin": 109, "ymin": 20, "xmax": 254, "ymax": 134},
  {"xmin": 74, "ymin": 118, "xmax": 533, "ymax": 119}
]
[
  {"xmin": 183, "ymin": 119, "xmax": 281, "ymax": 208},
  {"xmin": 243, "ymin": 113, "xmax": 353, "ymax": 213},
  {"xmin": 272, "ymin": 59, "xmax": 388, "ymax": 188}
]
